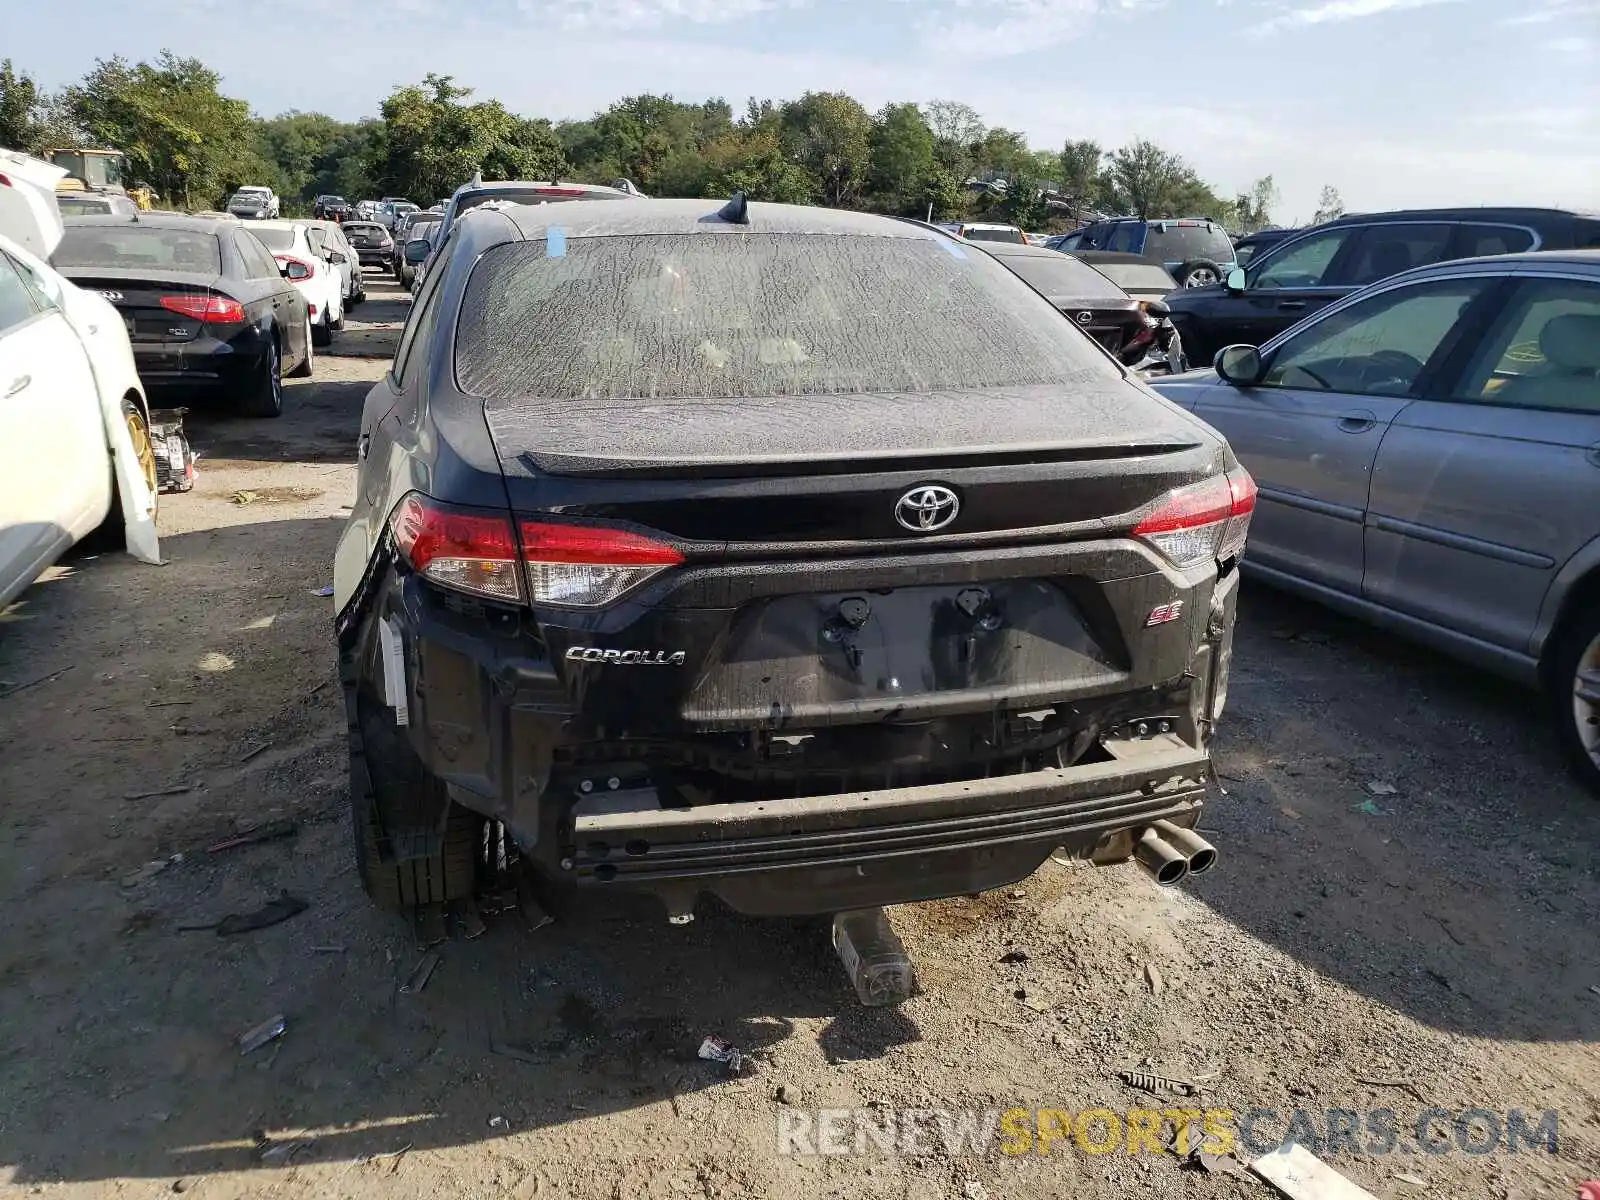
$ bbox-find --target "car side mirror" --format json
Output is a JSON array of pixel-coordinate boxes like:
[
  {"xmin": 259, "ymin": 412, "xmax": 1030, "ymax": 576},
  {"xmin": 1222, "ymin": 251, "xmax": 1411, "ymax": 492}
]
[
  {"xmin": 329, "ymin": 251, "xmax": 347, "ymax": 265},
  {"xmin": 1144, "ymin": 298, "xmax": 1170, "ymax": 319},
  {"xmin": 282, "ymin": 261, "xmax": 312, "ymax": 282},
  {"xmin": 1215, "ymin": 344, "xmax": 1264, "ymax": 387},
  {"xmin": 405, "ymin": 239, "xmax": 431, "ymax": 264},
  {"xmin": 1224, "ymin": 267, "xmax": 1247, "ymax": 295}
]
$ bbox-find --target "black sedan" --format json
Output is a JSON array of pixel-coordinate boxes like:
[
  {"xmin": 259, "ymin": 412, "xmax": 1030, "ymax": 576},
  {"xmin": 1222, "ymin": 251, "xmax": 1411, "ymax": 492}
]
[
  {"xmin": 53, "ymin": 214, "xmax": 312, "ymax": 418},
  {"xmin": 341, "ymin": 221, "xmax": 394, "ymax": 272},
  {"xmin": 976, "ymin": 240, "xmax": 1178, "ymax": 370}
]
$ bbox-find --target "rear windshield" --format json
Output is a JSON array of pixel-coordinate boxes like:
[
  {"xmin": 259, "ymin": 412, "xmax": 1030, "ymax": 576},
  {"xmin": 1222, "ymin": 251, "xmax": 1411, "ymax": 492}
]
[
  {"xmin": 229, "ymin": 193, "xmax": 265, "ymax": 205},
  {"xmin": 344, "ymin": 223, "xmax": 385, "ymax": 236},
  {"xmin": 1143, "ymin": 223, "xmax": 1234, "ymax": 263},
  {"xmin": 456, "ymin": 189, "xmax": 606, "ymax": 214},
  {"xmin": 456, "ymin": 233, "xmax": 1117, "ymax": 401},
  {"xmin": 991, "ymin": 251, "xmax": 1123, "ymax": 299},
  {"xmin": 1086, "ymin": 261, "xmax": 1177, "ymax": 293},
  {"xmin": 249, "ymin": 228, "xmax": 295, "ymax": 252},
  {"xmin": 54, "ymin": 226, "xmax": 221, "ymax": 273},
  {"xmin": 961, "ymin": 226, "xmax": 1025, "ymax": 244}
]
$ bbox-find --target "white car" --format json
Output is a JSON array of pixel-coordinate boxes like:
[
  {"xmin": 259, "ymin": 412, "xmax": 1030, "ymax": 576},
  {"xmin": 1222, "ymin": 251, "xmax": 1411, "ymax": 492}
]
[
  {"xmin": 0, "ymin": 149, "xmax": 67, "ymax": 260},
  {"xmin": 0, "ymin": 231, "xmax": 161, "ymax": 606},
  {"xmin": 244, "ymin": 220, "xmax": 343, "ymax": 346},
  {"xmin": 228, "ymin": 185, "xmax": 280, "ymax": 219},
  {"xmin": 305, "ymin": 219, "xmax": 366, "ymax": 309}
]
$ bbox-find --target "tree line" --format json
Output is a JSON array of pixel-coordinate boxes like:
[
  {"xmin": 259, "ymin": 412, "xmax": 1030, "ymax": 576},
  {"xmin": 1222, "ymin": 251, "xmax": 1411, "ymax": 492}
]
[{"xmin": 0, "ymin": 53, "xmax": 1341, "ymax": 232}]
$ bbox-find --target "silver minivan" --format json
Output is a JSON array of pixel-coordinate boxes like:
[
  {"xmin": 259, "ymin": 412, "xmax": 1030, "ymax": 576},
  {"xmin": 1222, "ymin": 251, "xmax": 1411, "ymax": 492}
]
[{"xmin": 1155, "ymin": 250, "xmax": 1600, "ymax": 794}]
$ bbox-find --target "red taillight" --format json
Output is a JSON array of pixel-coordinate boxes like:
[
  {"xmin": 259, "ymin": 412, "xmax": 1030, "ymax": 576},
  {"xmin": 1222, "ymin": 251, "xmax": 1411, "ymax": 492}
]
[
  {"xmin": 0, "ymin": 173, "xmax": 12, "ymax": 188},
  {"xmin": 1134, "ymin": 468, "xmax": 1256, "ymax": 568},
  {"xmin": 391, "ymin": 495, "xmax": 523, "ymax": 602},
  {"xmin": 388, "ymin": 496, "xmax": 684, "ymax": 607},
  {"xmin": 159, "ymin": 294, "xmax": 246, "ymax": 323}
]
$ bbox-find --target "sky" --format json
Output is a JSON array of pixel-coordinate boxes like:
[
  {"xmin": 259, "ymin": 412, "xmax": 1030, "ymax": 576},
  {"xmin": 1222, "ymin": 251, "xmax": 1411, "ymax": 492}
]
[{"xmin": 7, "ymin": 0, "xmax": 1598, "ymax": 220}]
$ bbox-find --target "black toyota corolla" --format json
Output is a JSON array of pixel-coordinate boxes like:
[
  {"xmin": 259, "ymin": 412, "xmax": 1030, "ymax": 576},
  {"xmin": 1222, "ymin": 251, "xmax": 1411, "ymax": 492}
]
[{"xmin": 333, "ymin": 198, "xmax": 1253, "ymax": 921}]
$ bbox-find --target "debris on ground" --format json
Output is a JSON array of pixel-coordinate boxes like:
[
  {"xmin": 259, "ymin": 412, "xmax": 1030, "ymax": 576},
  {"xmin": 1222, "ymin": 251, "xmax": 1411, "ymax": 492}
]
[
  {"xmin": 1393, "ymin": 1173, "xmax": 1428, "ymax": 1188},
  {"xmin": 401, "ymin": 951, "xmax": 440, "ymax": 994},
  {"xmin": 1354, "ymin": 798, "xmax": 1387, "ymax": 816},
  {"xmin": 207, "ymin": 818, "xmax": 297, "ymax": 854},
  {"xmin": 238, "ymin": 1013, "xmax": 287, "ymax": 1055},
  {"xmin": 490, "ymin": 1039, "xmax": 545, "ymax": 1067},
  {"xmin": 231, "ymin": 490, "xmax": 258, "ymax": 505},
  {"xmin": 487, "ymin": 1116, "xmax": 509, "ymax": 1131},
  {"xmin": 1365, "ymin": 781, "xmax": 1399, "ymax": 796},
  {"xmin": 0, "ymin": 664, "xmax": 74, "ymax": 700},
  {"xmin": 124, "ymin": 782, "xmax": 193, "ymax": 802},
  {"xmin": 414, "ymin": 902, "xmax": 447, "ymax": 950},
  {"xmin": 1144, "ymin": 962, "xmax": 1165, "ymax": 995},
  {"xmin": 1354, "ymin": 1074, "xmax": 1425, "ymax": 1103},
  {"xmin": 697, "ymin": 1035, "xmax": 751, "ymax": 1077},
  {"xmin": 832, "ymin": 907, "xmax": 916, "ymax": 1007},
  {"xmin": 1119, "ymin": 1069, "xmax": 1197, "ymax": 1097},
  {"xmin": 149, "ymin": 408, "xmax": 195, "ymax": 493},
  {"xmin": 238, "ymin": 742, "xmax": 272, "ymax": 763},
  {"xmin": 1167, "ymin": 1121, "xmax": 1249, "ymax": 1176},
  {"xmin": 999, "ymin": 948, "xmax": 1029, "ymax": 964},
  {"xmin": 312, "ymin": 584, "xmax": 335, "ymax": 597},
  {"xmin": 254, "ymin": 1133, "xmax": 314, "ymax": 1166},
  {"xmin": 121, "ymin": 855, "xmax": 182, "ymax": 888},
  {"xmin": 1251, "ymin": 1142, "xmax": 1379, "ymax": 1200},
  {"xmin": 215, "ymin": 892, "xmax": 308, "ymax": 936},
  {"xmin": 311, "ymin": 944, "xmax": 347, "ymax": 954},
  {"xmin": 451, "ymin": 896, "xmax": 487, "ymax": 940},
  {"xmin": 962, "ymin": 1181, "xmax": 991, "ymax": 1200}
]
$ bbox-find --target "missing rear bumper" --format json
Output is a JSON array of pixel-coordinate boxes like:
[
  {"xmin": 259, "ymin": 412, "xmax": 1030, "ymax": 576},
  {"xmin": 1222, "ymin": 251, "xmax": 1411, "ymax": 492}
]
[{"xmin": 562, "ymin": 735, "xmax": 1208, "ymax": 915}]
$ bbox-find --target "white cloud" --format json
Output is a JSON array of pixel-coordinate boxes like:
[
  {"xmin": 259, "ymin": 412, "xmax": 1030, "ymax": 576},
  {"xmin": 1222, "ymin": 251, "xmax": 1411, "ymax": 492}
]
[
  {"xmin": 914, "ymin": 0, "xmax": 1165, "ymax": 58},
  {"xmin": 1250, "ymin": 0, "xmax": 1464, "ymax": 35},
  {"xmin": 516, "ymin": 0, "xmax": 807, "ymax": 31}
]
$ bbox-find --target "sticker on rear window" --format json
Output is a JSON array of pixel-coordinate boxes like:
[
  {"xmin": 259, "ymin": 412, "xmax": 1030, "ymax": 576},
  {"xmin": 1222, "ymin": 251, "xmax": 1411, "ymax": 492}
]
[
  {"xmin": 547, "ymin": 227, "xmax": 566, "ymax": 258},
  {"xmin": 942, "ymin": 241, "xmax": 967, "ymax": 260}
]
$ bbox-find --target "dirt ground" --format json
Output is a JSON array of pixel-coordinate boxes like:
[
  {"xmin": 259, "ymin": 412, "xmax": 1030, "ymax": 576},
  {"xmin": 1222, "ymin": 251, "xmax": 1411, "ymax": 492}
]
[{"xmin": 1, "ymin": 276, "xmax": 1597, "ymax": 1200}]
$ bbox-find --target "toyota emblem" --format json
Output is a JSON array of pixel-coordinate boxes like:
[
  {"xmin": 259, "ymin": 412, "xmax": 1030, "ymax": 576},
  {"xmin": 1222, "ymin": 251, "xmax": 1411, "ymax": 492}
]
[
  {"xmin": 1076, "ymin": 311, "xmax": 1093, "ymax": 325},
  {"xmin": 895, "ymin": 485, "xmax": 960, "ymax": 533}
]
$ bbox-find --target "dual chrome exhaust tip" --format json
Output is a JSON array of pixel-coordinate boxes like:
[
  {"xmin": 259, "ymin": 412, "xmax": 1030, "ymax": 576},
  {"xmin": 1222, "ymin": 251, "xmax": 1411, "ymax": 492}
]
[{"xmin": 1135, "ymin": 820, "xmax": 1218, "ymax": 886}]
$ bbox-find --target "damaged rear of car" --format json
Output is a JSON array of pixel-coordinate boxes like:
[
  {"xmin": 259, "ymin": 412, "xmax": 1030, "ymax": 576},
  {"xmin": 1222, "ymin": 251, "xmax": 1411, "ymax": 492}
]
[{"xmin": 333, "ymin": 200, "xmax": 1253, "ymax": 920}]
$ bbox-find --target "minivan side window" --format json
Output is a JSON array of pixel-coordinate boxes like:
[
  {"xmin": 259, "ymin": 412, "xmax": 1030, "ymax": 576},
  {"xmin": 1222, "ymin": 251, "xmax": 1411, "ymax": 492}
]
[
  {"xmin": 1453, "ymin": 278, "xmax": 1600, "ymax": 415},
  {"xmin": 1334, "ymin": 223, "xmax": 1454, "ymax": 286},
  {"xmin": 1260, "ymin": 278, "xmax": 1487, "ymax": 397},
  {"xmin": 1251, "ymin": 228, "xmax": 1354, "ymax": 290}
]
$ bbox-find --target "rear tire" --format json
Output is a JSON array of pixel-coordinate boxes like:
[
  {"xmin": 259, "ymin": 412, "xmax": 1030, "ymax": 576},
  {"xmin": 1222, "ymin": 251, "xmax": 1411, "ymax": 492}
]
[
  {"xmin": 238, "ymin": 337, "xmax": 284, "ymax": 418},
  {"xmin": 1550, "ymin": 606, "xmax": 1600, "ymax": 797},
  {"xmin": 311, "ymin": 310, "xmax": 333, "ymax": 347},
  {"xmin": 288, "ymin": 316, "xmax": 314, "ymax": 378},
  {"xmin": 90, "ymin": 397, "xmax": 159, "ymax": 546},
  {"xmin": 349, "ymin": 691, "xmax": 481, "ymax": 908}
]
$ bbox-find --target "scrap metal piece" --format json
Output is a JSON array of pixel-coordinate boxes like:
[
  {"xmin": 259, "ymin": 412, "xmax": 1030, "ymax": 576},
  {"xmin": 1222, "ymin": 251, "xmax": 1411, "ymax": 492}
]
[
  {"xmin": 401, "ymin": 951, "xmax": 440, "ymax": 994},
  {"xmin": 215, "ymin": 892, "xmax": 308, "ymax": 936},
  {"xmin": 413, "ymin": 902, "xmax": 447, "ymax": 950},
  {"xmin": 452, "ymin": 895, "xmax": 487, "ymax": 941},
  {"xmin": 1251, "ymin": 1142, "xmax": 1379, "ymax": 1200},
  {"xmin": 238, "ymin": 1013, "xmax": 287, "ymax": 1055}
]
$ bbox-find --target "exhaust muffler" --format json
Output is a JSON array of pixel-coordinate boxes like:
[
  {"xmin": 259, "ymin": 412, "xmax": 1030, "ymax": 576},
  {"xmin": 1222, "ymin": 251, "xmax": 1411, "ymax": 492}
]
[
  {"xmin": 1152, "ymin": 820, "xmax": 1218, "ymax": 875},
  {"xmin": 1135, "ymin": 828, "xmax": 1189, "ymax": 886}
]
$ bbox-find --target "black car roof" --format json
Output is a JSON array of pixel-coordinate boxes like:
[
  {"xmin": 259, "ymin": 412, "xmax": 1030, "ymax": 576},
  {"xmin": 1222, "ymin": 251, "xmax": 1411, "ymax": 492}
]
[
  {"xmin": 60, "ymin": 213, "xmax": 229, "ymax": 233},
  {"xmin": 494, "ymin": 198, "xmax": 950, "ymax": 241},
  {"xmin": 1319, "ymin": 206, "xmax": 1595, "ymax": 226}
]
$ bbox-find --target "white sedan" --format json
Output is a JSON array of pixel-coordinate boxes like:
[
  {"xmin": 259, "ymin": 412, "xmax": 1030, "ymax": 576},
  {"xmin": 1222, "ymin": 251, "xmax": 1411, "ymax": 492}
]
[
  {"xmin": 243, "ymin": 221, "xmax": 344, "ymax": 346},
  {"xmin": 0, "ymin": 231, "xmax": 161, "ymax": 607}
]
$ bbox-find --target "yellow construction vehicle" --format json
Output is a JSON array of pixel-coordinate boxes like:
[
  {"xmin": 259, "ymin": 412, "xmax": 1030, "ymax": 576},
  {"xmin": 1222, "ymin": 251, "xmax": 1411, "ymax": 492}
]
[{"xmin": 47, "ymin": 148, "xmax": 155, "ymax": 210}]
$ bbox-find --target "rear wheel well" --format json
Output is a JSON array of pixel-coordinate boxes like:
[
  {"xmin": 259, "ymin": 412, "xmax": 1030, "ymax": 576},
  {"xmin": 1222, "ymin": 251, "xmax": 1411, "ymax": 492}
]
[{"xmin": 1543, "ymin": 568, "xmax": 1600, "ymax": 689}]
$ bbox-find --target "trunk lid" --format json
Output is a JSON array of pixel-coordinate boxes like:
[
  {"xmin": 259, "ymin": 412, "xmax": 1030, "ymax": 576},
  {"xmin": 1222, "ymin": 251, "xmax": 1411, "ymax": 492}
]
[{"xmin": 57, "ymin": 270, "xmax": 223, "ymax": 343}]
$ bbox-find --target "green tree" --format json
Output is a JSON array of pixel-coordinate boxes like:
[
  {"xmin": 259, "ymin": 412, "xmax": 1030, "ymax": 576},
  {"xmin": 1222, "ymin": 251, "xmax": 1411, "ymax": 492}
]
[
  {"xmin": 63, "ymin": 52, "xmax": 262, "ymax": 206},
  {"xmin": 868, "ymin": 102, "xmax": 933, "ymax": 215},
  {"xmin": 780, "ymin": 91, "xmax": 872, "ymax": 208},
  {"xmin": 972, "ymin": 126, "xmax": 1031, "ymax": 180},
  {"xmin": 1313, "ymin": 184, "xmax": 1345, "ymax": 224},
  {"xmin": 1104, "ymin": 139, "xmax": 1224, "ymax": 220},
  {"xmin": 704, "ymin": 129, "xmax": 814, "ymax": 204},
  {"xmin": 368, "ymin": 74, "xmax": 566, "ymax": 202},
  {"xmin": 1232, "ymin": 175, "xmax": 1280, "ymax": 231},
  {"xmin": 923, "ymin": 99, "xmax": 985, "ymax": 179},
  {"xmin": 0, "ymin": 59, "xmax": 49, "ymax": 151},
  {"xmin": 1057, "ymin": 138, "xmax": 1104, "ymax": 210},
  {"xmin": 919, "ymin": 166, "xmax": 964, "ymax": 221}
]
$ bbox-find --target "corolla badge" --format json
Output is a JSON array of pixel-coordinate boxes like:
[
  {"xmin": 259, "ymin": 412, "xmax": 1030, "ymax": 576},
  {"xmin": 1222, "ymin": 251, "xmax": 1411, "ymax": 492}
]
[
  {"xmin": 565, "ymin": 646, "xmax": 686, "ymax": 666},
  {"xmin": 895, "ymin": 484, "xmax": 960, "ymax": 533}
]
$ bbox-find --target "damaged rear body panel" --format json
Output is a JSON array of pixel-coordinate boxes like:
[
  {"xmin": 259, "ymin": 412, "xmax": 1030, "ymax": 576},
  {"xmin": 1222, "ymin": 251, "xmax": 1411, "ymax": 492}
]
[{"xmin": 334, "ymin": 200, "xmax": 1248, "ymax": 917}]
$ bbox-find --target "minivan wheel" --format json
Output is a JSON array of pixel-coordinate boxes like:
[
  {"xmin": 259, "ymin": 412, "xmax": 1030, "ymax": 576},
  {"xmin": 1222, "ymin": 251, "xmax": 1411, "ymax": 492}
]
[
  {"xmin": 1176, "ymin": 260, "xmax": 1222, "ymax": 288},
  {"xmin": 1553, "ymin": 608, "xmax": 1600, "ymax": 796}
]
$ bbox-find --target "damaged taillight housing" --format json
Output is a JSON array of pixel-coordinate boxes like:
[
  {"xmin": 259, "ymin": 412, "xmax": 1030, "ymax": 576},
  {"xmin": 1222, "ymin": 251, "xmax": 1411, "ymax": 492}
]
[
  {"xmin": 1134, "ymin": 468, "xmax": 1257, "ymax": 569},
  {"xmin": 389, "ymin": 495, "xmax": 684, "ymax": 607}
]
